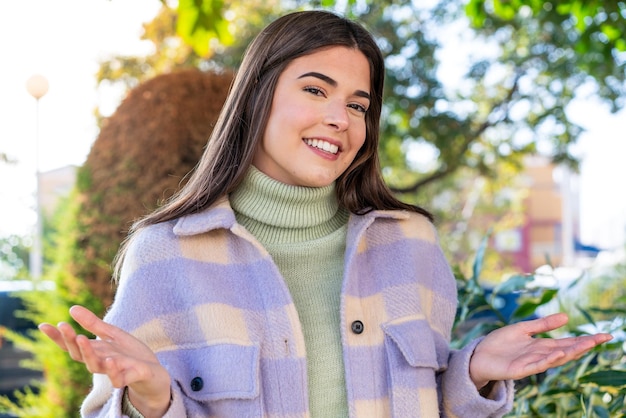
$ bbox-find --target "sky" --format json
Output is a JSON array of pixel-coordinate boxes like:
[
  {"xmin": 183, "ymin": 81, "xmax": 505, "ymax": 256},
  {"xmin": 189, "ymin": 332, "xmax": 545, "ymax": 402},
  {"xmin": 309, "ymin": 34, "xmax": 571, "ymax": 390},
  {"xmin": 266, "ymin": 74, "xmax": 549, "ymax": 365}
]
[
  {"xmin": 0, "ymin": 0, "xmax": 161, "ymax": 234},
  {"xmin": 0, "ymin": 1, "xmax": 625, "ymax": 251}
]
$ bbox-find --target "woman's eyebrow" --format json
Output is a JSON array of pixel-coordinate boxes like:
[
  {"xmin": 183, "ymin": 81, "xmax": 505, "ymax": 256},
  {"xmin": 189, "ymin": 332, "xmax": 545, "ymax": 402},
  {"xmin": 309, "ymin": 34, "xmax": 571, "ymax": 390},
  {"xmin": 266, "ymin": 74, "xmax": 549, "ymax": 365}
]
[{"xmin": 298, "ymin": 71, "xmax": 371, "ymax": 101}]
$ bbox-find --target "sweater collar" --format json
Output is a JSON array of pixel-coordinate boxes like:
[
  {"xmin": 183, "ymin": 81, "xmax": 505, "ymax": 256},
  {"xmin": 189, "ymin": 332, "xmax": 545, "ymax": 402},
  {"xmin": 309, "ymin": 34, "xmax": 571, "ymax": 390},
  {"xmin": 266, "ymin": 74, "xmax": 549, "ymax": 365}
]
[
  {"xmin": 229, "ymin": 166, "xmax": 340, "ymax": 229},
  {"xmin": 172, "ymin": 167, "xmax": 411, "ymax": 237}
]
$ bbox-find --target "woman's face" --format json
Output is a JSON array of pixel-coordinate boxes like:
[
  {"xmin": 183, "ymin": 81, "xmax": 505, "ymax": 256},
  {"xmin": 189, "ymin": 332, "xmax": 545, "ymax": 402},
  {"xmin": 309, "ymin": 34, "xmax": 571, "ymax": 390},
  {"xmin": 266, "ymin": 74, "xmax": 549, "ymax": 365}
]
[{"xmin": 253, "ymin": 46, "xmax": 371, "ymax": 187}]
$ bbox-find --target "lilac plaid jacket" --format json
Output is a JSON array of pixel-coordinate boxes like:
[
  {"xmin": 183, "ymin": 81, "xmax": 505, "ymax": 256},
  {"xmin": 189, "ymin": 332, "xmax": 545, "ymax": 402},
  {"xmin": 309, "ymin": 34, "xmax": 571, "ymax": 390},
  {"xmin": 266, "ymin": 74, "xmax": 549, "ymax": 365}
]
[{"xmin": 82, "ymin": 198, "xmax": 513, "ymax": 417}]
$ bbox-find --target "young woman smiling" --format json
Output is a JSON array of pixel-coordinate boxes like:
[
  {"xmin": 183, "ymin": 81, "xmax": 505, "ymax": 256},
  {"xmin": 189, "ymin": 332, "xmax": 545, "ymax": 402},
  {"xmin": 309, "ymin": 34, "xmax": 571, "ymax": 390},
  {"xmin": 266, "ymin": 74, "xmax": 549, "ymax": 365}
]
[{"xmin": 40, "ymin": 10, "xmax": 612, "ymax": 418}]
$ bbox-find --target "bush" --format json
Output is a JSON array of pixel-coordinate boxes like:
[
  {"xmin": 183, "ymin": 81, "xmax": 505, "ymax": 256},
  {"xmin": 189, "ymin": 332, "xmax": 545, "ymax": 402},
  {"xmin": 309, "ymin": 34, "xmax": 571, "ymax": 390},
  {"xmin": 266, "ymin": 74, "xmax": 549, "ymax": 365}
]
[
  {"xmin": 453, "ymin": 236, "xmax": 626, "ymax": 417},
  {"xmin": 0, "ymin": 69, "xmax": 232, "ymax": 417}
]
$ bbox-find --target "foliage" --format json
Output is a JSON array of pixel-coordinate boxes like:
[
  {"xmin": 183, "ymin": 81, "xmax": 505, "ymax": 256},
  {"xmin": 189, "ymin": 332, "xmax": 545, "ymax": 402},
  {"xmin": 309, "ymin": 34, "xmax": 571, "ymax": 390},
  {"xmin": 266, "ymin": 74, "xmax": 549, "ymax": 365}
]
[
  {"xmin": 453, "ymin": 236, "xmax": 626, "ymax": 417},
  {"xmin": 175, "ymin": 0, "xmax": 234, "ymax": 57},
  {"xmin": 556, "ymin": 250, "xmax": 626, "ymax": 328},
  {"xmin": 0, "ymin": 193, "xmax": 102, "ymax": 417},
  {"xmin": 169, "ymin": 0, "xmax": 626, "ymax": 178},
  {"xmin": 0, "ymin": 234, "xmax": 30, "ymax": 281},
  {"xmin": 95, "ymin": 0, "xmax": 626, "ymax": 270},
  {"xmin": 466, "ymin": 0, "xmax": 626, "ymax": 54},
  {"xmin": 0, "ymin": 69, "xmax": 234, "ymax": 416},
  {"xmin": 96, "ymin": 1, "xmax": 280, "ymax": 95}
]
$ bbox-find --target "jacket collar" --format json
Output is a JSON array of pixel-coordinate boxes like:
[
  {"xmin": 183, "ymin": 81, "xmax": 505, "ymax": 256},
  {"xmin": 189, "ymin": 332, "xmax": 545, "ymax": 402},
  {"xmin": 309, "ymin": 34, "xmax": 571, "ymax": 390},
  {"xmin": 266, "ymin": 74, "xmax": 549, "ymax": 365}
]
[
  {"xmin": 172, "ymin": 197, "xmax": 236, "ymax": 236},
  {"xmin": 172, "ymin": 196, "xmax": 411, "ymax": 237}
]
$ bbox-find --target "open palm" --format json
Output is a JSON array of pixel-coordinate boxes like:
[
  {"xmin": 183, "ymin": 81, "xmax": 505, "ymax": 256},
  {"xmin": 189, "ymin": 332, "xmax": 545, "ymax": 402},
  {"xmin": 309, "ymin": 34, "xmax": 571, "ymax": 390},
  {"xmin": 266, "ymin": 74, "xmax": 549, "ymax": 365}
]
[
  {"xmin": 469, "ymin": 313, "xmax": 613, "ymax": 389},
  {"xmin": 39, "ymin": 305, "xmax": 171, "ymax": 414}
]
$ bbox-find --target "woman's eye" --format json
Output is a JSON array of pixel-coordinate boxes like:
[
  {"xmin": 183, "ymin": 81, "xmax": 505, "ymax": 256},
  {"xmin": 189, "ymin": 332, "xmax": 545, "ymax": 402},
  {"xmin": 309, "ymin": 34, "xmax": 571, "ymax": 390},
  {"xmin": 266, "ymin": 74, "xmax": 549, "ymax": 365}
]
[
  {"xmin": 304, "ymin": 86, "xmax": 325, "ymax": 96},
  {"xmin": 348, "ymin": 103, "xmax": 367, "ymax": 114}
]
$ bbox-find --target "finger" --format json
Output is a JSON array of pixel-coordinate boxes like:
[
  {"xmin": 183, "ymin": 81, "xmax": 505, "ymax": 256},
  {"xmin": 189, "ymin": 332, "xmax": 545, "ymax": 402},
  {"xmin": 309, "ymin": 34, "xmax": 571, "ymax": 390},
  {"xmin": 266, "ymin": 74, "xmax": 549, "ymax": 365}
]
[
  {"xmin": 100, "ymin": 353, "xmax": 152, "ymax": 389},
  {"xmin": 103, "ymin": 357, "xmax": 128, "ymax": 388},
  {"xmin": 104, "ymin": 356, "xmax": 145, "ymax": 388},
  {"xmin": 38, "ymin": 323, "xmax": 68, "ymax": 351},
  {"xmin": 526, "ymin": 334, "xmax": 613, "ymax": 374},
  {"xmin": 57, "ymin": 321, "xmax": 85, "ymax": 362},
  {"xmin": 69, "ymin": 305, "xmax": 121, "ymax": 342},
  {"xmin": 75, "ymin": 334, "xmax": 110, "ymax": 374},
  {"xmin": 559, "ymin": 334, "xmax": 613, "ymax": 358},
  {"xmin": 520, "ymin": 313, "xmax": 569, "ymax": 336},
  {"xmin": 519, "ymin": 349, "xmax": 567, "ymax": 377}
]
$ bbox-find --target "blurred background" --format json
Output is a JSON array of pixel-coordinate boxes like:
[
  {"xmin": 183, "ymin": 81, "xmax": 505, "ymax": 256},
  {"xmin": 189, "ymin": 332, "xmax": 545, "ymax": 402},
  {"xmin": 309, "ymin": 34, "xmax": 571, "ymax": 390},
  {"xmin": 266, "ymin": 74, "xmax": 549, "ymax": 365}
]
[{"xmin": 1, "ymin": 1, "xmax": 625, "ymax": 416}]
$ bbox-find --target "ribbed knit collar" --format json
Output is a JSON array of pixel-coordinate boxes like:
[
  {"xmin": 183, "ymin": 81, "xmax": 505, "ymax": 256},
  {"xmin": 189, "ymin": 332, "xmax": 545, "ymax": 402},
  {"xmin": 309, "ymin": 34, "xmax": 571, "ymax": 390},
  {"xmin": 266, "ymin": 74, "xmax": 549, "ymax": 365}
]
[{"xmin": 229, "ymin": 166, "xmax": 348, "ymax": 243}]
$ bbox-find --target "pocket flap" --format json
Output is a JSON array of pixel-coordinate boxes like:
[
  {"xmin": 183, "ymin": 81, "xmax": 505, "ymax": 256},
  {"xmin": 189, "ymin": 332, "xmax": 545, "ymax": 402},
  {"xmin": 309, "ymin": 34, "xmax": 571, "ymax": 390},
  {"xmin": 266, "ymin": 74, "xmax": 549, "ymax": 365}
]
[
  {"xmin": 159, "ymin": 342, "xmax": 260, "ymax": 402},
  {"xmin": 382, "ymin": 317, "xmax": 448, "ymax": 370}
]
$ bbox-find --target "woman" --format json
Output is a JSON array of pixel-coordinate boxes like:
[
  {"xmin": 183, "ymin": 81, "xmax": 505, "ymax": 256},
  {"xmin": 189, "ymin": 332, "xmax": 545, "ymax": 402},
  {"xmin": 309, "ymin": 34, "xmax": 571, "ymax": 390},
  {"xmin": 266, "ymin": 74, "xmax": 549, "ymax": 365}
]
[{"xmin": 40, "ymin": 10, "xmax": 611, "ymax": 418}]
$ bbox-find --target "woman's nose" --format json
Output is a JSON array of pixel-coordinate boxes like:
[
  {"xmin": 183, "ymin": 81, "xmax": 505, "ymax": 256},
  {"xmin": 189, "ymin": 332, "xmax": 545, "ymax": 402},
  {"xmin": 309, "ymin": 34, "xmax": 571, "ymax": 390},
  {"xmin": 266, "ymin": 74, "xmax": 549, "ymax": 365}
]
[{"xmin": 323, "ymin": 101, "xmax": 349, "ymax": 131}]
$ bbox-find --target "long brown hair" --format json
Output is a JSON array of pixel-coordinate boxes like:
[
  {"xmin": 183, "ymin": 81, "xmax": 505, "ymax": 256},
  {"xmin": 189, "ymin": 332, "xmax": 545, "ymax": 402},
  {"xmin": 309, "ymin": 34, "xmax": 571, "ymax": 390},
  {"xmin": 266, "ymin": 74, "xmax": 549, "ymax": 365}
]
[{"xmin": 115, "ymin": 10, "xmax": 432, "ymax": 277}]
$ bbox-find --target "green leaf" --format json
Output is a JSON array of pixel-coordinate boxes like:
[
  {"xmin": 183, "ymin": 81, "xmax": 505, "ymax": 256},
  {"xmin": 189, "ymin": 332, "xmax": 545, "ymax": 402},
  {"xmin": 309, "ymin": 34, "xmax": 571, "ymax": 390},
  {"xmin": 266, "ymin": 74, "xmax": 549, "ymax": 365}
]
[
  {"xmin": 576, "ymin": 304, "xmax": 596, "ymax": 327},
  {"xmin": 537, "ymin": 288, "xmax": 558, "ymax": 305},
  {"xmin": 511, "ymin": 301, "xmax": 539, "ymax": 319},
  {"xmin": 493, "ymin": 274, "xmax": 532, "ymax": 294},
  {"xmin": 472, "ymin": 230, "xmax": 491, "ymax": 281},
  {"xmin": 601, "ymin": 24, "xmax": 621, "ymax": 42},
  {"xmin": 579, "ymin": 370, "xmax": 626, "ymax": 388},
  {"xmin": 493, "ymin": 0, "xmax": 516, "ymax": 20},
  {"xmin": 465, "ymin": 0, "xmax": 487, "ymax": 27},
  {"xmin": 176, "ymin": 0, "xmax": 231, "ymax": 57}
]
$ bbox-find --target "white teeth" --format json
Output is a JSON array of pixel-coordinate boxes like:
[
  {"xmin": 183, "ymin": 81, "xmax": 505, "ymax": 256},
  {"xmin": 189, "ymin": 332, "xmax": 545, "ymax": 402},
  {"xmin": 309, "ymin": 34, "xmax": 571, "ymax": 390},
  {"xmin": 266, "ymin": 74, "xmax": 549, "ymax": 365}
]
[{"xmin": 305, "ymin": 138, "xmax": 339, "ymax": 154}]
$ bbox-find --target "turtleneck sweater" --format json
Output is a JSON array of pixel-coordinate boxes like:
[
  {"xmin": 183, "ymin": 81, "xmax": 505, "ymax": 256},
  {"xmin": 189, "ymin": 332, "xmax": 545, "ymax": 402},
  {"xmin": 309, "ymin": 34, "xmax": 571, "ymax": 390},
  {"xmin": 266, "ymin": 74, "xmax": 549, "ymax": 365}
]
[{"xmin": 230, "ymin": 166, "xmax": 349, "ymax": 417}]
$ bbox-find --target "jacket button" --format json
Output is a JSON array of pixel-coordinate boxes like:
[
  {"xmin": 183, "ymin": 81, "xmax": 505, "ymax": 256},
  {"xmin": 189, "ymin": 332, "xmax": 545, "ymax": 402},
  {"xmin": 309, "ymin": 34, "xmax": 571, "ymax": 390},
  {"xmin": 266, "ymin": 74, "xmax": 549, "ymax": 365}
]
[
  {"xmin": 190, "ymin": 376, "xmax": 204, "ymax": 392},
  {"xmin": 351, "ymin": 320, "xmax": 364, "ymax": 334}
]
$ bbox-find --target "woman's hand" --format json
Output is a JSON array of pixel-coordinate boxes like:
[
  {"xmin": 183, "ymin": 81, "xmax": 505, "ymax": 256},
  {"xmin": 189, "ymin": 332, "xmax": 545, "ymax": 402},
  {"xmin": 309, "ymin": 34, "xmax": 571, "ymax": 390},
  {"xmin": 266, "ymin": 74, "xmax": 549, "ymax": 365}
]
[
  {"xmin": 39, "ymin": 305, "xmax": 171, "ymax": 417},
  {"xmin": 469, "ymin": 313, "xmax": 613, "ymax": 390}
]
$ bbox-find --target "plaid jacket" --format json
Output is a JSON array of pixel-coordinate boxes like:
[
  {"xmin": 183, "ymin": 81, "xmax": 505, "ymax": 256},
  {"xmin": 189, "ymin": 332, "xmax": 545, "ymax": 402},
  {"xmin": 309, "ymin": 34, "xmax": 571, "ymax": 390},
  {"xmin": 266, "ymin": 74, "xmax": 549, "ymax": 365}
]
[{"xmin": 82, "ymin": 198, "xmax": 513, "ymax": 418}]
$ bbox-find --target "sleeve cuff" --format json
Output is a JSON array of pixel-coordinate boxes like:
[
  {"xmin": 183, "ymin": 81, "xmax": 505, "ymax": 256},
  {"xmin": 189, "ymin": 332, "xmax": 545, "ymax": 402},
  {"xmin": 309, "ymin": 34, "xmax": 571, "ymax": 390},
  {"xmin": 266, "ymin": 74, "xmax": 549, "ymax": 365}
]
[
  {"xmin": 122, "ymin": 387, "xmax": 146, "ymax": 418},
  {"xmin": 121, "ymin": 386, "xmax": 175, "ymax": 418},
  {"xmin": 442, "ymin": 337, "xmax": 515, "ymax": 417}
]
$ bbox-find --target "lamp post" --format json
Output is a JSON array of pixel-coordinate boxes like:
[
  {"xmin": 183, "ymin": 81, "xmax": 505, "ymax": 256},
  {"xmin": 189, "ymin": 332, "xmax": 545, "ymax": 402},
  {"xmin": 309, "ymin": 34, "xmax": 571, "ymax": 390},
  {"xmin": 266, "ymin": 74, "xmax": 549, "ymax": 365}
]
[{"xmin": 25, "ymin": 74, "xmax": 48, "ymax": 280}]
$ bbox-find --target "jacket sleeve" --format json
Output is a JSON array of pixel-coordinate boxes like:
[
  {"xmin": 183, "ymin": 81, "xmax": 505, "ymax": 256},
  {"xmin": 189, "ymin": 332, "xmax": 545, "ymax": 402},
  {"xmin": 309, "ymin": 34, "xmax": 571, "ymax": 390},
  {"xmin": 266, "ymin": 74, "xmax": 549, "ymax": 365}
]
[
  {"xmin": 80, "ymin": 375, "xmax": 189, "ymax": 418},
  {"xmin": 79, "ymin": 224, "xmax": 190, "ymax": 418},
  {"xmin": 409, "ymin": 214, "xmax": 514, "ymax": 417},
  {"xmin": 439, "ymin": 337, "xmax": 515, "ymax": 417}
]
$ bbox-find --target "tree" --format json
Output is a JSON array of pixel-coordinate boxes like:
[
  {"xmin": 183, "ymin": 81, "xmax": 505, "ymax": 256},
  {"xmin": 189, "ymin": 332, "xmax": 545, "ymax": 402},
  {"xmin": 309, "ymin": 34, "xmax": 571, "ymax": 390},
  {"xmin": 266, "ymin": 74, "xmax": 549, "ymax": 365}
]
[
  {"xmin": 0, "ymin": 69, "xmax": 234, "ymax": 417},
  {"xmin": 170, "ymin": 0, "xmax": 626, "ymax": 181},
  {"xmin": 0, "ymin": 235, "xmax": 29, "ymax": 281},
  {"xmin": 98, "ymin": 0, "xmax": 626, "ymax": 271}
]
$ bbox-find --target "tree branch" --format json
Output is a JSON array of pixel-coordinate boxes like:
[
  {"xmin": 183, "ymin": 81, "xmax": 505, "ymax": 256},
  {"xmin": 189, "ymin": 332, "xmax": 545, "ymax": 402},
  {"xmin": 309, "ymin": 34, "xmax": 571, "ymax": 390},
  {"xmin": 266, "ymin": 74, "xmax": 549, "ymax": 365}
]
[{"xmin": 389, "ymin": 70, "xmax": 524, "ymax": 194}]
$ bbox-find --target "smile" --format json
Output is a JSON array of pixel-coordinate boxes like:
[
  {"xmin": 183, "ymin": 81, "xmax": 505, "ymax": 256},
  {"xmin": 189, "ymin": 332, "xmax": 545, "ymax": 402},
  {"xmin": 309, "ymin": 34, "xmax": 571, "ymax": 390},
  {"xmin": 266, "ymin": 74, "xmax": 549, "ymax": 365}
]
[{"xmin": 304, "ymin": 138, "xmax": 339, "ymax": 155}]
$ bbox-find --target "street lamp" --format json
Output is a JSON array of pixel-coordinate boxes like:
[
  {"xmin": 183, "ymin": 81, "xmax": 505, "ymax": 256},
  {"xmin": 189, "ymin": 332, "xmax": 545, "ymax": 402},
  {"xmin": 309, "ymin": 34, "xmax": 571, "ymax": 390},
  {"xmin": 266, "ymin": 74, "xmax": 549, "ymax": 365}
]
[{"xmin": 25, "ymin": 74, "xmax": 49, "ymax": 280}]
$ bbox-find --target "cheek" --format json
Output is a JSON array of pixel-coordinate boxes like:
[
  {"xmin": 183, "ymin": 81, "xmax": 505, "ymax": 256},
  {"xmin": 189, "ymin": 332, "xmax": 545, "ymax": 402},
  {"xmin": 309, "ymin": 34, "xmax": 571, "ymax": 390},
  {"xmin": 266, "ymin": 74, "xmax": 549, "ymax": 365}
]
[{"xmin": 272, "ymin": 98, "xmax": 311, "ymax": 125}]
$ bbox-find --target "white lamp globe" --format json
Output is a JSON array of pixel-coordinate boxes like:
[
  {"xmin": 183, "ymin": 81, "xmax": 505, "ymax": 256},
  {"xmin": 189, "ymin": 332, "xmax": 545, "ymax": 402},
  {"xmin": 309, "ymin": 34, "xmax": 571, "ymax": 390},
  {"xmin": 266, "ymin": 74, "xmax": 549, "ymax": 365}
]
[{"xmin": 26, "ymin": 74, "xmax": 49, "ymax": 99}]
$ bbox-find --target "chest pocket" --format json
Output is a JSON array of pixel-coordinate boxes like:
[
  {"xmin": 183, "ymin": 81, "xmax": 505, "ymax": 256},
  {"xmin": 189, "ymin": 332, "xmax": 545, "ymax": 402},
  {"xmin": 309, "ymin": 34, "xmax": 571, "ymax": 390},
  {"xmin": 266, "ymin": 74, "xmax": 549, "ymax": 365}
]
[
  {"xmin": 382, "ymin": 317, "xmax": 449, "ymax": 418},
  {"xmin": 158, "ymin": 342, "xmax": 262, "ymax": 417}
]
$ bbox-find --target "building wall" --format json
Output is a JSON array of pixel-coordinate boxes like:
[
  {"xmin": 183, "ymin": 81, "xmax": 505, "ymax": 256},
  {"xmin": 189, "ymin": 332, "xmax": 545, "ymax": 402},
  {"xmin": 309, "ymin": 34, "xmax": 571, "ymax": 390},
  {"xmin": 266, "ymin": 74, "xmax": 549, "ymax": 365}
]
[
  {"xmin": 496, "ymin": 156, "xmax": 579, "ymax": 272},
  {"xmin": 38, "ymin": 165, "xmax": 77, "ymax": 217}
]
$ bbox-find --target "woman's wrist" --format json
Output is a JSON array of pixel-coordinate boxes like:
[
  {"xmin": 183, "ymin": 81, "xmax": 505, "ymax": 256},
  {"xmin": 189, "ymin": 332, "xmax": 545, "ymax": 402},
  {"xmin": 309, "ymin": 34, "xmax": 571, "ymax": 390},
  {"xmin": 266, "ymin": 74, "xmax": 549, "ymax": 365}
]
[{"xmin": 125, "ymin": 385, "xmax": 172, "ymax": 418}]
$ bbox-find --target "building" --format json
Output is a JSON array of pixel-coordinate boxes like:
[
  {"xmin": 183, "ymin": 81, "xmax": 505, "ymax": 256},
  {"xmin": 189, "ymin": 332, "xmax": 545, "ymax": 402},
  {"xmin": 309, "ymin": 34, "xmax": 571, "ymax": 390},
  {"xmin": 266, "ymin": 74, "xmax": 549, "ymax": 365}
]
[
  {"xmin": 494, "ymin": 156, "xmax": 580, "ymax": 272},
  {"xmin": 39, "ymin": 165, "xmax": 77, "ymax": 217}
]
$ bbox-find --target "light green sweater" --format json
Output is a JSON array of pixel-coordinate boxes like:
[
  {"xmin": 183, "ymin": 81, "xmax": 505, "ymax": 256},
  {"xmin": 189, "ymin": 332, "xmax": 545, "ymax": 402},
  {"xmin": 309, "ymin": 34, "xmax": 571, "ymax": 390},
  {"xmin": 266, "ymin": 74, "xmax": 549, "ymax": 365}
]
[{"xmin": 230, "ymin": 166, "xmax": 349, "ymax": 417}]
